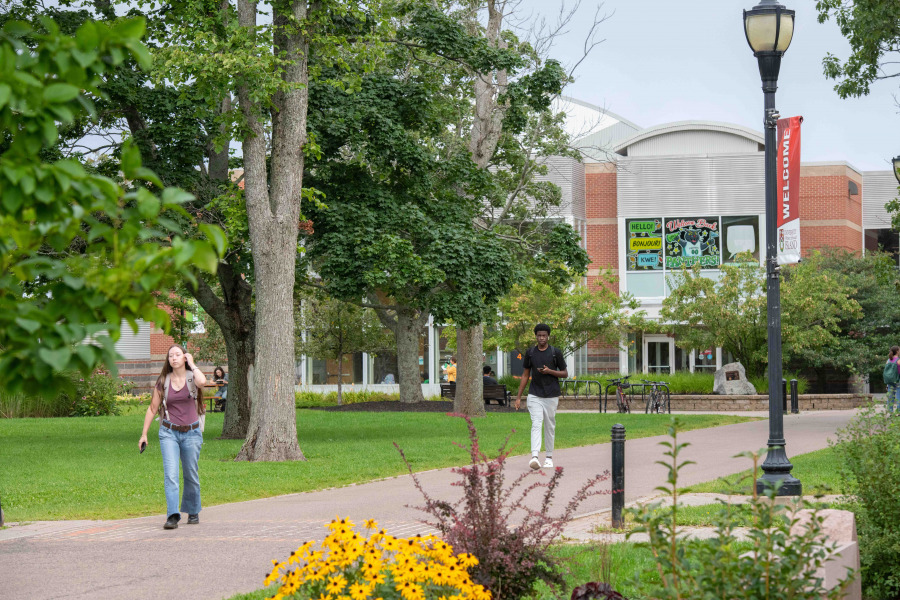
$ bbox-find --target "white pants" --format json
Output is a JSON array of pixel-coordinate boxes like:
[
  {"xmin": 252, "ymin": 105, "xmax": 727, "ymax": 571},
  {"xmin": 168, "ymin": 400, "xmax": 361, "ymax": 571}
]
[{"xmin": 527, "ymin": 394, "xmax": 558, "ymax": 456}]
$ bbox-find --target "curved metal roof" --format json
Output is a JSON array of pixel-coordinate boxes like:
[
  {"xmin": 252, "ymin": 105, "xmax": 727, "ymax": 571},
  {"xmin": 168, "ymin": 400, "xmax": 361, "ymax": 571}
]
[{"xmin": 612, "ymin": 120, "xmax": 765, "ymax": 155}]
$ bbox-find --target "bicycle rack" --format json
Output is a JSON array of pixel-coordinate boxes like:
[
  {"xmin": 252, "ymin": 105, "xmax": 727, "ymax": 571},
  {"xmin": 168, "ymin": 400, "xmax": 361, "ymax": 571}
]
[
  {"xmin": 560, "ymin": 379, "xmax": 605, "ymax": 412},
  {"xmin": 637, "ymin": 381, "xmax": 672, "ymax": 414},
  {"xmin": 560, "ymin": 378, "xmax": 671, "ymax": 414},
  {"xmin": 602, "ymin": 381, "xmax": 672, "ymax": 414}
]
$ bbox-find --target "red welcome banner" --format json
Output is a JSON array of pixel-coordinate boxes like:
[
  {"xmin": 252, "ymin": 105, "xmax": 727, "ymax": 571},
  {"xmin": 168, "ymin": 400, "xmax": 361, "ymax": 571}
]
[{"xmin": 776, "ymin": 116, "xmax": 802, "ymax": 265}]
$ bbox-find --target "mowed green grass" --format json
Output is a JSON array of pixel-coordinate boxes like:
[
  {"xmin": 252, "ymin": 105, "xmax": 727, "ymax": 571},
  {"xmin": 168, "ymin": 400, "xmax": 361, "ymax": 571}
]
[
  {"xmin": 688, "ymin": 445, "xmax": 846, "ymax": 496},
  {"xmin": 0, "ymin": 410, "xmax": 752, "ymax": 521}
]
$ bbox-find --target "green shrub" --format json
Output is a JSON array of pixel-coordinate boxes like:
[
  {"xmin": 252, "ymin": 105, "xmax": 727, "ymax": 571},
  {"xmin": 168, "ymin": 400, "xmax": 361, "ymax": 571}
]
[
  {"xmin": 629, "ymin": 419, "xmax": 853, "ymax": 600},
  {"xmin": 833, "ymin": 404, "xmax": 900, "ymax": 599},
  {"xmin": 499, "ymin": 373, "xmax": 528, "ymax": 396},
  {"xmin": 568, "ymin": 372, "xmax": 715, "ymax": 395},
  {"xmin": 63, "ymin": 370, "xmax": 129, "ymax": 417},
  {"xmin": 747, "ymin": 371, "xmax": 807, "ymax": 395},
  {"xmin": 294, "ymin": 390, "xmax": 442, "ymax": 408}
]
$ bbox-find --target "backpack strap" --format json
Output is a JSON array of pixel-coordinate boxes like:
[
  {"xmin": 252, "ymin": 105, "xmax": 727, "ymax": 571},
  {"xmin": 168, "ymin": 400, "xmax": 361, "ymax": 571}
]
[
  {"xmin": 162, "ymin": 374, "xmax": 171, "ymax": 422},
  {"xmin": 186, "ymin": 371, "xmax": 197, "ymax": 399}
]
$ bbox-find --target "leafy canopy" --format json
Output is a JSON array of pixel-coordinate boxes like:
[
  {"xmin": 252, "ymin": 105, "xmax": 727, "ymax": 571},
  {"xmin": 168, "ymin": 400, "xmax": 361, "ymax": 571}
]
[
  {"xmin": 660, "ymin": 253, "xmax": 859, "ymax": 376},
  {"xmin": 0, "ymin": 17, "xmax": 225, "ymax": 395},
  {"xmin": 817, "ymin": 0, "xmax": 900, "ymax": 99},
  {"xmin": 482, "ymin": 277, "xmax": 644, "ymax": 357}
]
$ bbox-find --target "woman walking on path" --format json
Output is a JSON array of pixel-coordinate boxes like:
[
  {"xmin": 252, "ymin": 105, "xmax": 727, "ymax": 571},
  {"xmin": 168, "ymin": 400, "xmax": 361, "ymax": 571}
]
[
  {"xmin": 884, "ymin": 345, "xmax": 900, "ymax": 414},
  {"xmin": 138, "ymin": 345, "xmax": 207, "ymax": 529}
]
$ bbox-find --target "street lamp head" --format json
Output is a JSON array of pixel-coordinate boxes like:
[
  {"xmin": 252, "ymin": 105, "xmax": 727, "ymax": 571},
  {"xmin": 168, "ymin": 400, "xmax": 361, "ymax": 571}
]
[
  {"xmin": 893, "ymin": 156, "xmax": 900, "ymax": 185},
  {"xmin": 744, "ymin": 0, "xmax": 795, "ymax": 55}
]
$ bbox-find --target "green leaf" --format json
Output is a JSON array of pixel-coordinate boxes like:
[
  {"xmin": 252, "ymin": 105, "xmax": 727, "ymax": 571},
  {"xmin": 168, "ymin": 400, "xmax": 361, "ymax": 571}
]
[
  {"xmin": 75, "ymin": 21, "xmax": 98, "ymax": 51},
  {"xmin": 199, "ymin": 223, "xmax": 228, "ymax": 257},
  {"xmin": 43, "ymin": 83, "xmax": 80, "ymax": 104},
  {"xmin": 15, "ymin": 317, "xmax": 41, "ymax": 333},
  {"xmin": 38, "ymin": 347, "xmax": 72, "ymax": 372},
  {"xmin": 114, "ymin": 17, "xmax": 146, "ymax": 41},
  {"xmin": 120, "ymin": 143, "xmax": 141, "ymax": 176},
  {"xmin": 160, "ymin": 186, "xmax": 194, "ymax": 206},
  {"xmin": 124, "ymin": 40, "xmax": 152, "ymax": 72},
  {"xmin": 0, "ymin": 84, "xmax": 11, "ymax": 109},
  {"xmin": 136, "ymin": 187, "xmax": 161, "ymax": 219}
]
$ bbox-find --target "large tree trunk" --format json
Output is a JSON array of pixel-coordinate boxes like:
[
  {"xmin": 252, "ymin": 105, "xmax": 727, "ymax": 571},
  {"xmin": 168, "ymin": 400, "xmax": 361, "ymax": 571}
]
[
  {"xmin": 234, "ymin": 0, "xmax": 307, "ymax": 462},
  {"xmin": 454, "ymin": 1, "xmax": 508, "ymax": 416},
  {"xmin": 190, "ymin": 263, "xmax": 255, "ymax": 439},
  {"xmin": 372, "ymin": 302, "xmax": 426, "ymax": 404},
  {"xmin": 336, "ymin": 351, "xmax": 344, "ymax": 406},
  {"xmin": 455, "ymin": 325, "xmax": 485, "ymax": 417},
  {"xmin": 220, "ymin": 329, "xmax": 253, "ymax": 438},
  {"xmin": 395, "ymin": 308, "xmax": 426, "ymax": 403}
]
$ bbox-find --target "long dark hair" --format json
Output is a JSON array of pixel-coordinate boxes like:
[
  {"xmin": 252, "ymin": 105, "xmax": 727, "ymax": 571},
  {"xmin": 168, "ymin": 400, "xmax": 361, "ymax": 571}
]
[
  {"xmin": 890, "ymin": 346, "xmax": 900, "ymax": 360},
  {"xmin": 156, "ymin": 344, "xmax": 205, "ymax": 416},
  {"xmin": 213, "ymin": 366, "xmax": 225, "ymax": 380}
]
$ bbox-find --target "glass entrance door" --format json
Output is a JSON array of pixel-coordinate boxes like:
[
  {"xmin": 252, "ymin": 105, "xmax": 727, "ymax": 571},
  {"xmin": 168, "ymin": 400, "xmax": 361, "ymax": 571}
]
[{"xmin": 643, "ymin": 335, "xmax": 673, "ymax": 374}]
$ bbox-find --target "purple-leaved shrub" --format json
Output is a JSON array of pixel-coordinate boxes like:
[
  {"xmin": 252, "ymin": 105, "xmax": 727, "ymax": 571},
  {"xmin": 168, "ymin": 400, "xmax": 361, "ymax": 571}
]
[{"xmin": 396, "ymin": 414, "xmax": 609, "ymax": 600}]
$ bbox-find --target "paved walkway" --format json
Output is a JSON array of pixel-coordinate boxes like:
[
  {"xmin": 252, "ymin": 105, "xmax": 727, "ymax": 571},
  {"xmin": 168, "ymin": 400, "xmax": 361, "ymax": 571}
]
[{"xmin": 0, "ymin": 410, "xmax": 855, "ymax": 600}]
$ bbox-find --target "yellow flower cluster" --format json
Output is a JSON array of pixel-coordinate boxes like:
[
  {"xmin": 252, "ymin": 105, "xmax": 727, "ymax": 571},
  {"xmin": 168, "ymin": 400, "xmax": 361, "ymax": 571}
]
[{"xmin": 263, "ymin": 518, "xmax": 490, "ymax": 600}]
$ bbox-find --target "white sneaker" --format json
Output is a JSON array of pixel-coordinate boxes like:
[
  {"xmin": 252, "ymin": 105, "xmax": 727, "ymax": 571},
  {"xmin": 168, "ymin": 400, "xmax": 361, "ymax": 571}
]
[
  {"xmin": 543, "ymin": 458, "xmax": 554, "ymax": 469},
  {"xmin": 529, "ymin": 456, "xmax": 541, "ymax": 470}
]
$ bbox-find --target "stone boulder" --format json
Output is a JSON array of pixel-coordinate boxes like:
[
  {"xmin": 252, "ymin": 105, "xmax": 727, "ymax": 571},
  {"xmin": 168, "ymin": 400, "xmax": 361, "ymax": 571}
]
[{"xmin": 713, "ymin": 362, "xmax": 757, "ymax": 395}]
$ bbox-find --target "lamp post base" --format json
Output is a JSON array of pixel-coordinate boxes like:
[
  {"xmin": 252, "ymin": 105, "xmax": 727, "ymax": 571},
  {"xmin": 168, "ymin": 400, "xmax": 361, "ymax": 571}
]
[{"xmin": 756, "ymin": 445, "xmax": 802, "ymax": 496}]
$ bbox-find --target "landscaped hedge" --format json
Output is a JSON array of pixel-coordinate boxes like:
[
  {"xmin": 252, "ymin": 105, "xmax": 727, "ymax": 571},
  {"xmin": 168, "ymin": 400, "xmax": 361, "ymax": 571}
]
[{"xmin": 498, "ymin": 371, "xmax": 809, "ymax": 396}]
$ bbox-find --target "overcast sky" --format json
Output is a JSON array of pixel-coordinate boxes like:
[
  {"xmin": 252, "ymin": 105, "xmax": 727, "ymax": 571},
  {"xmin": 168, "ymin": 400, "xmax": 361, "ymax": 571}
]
[{"xmin": 518, "ymin": 0, "xmax": 899, "ymax": 172}]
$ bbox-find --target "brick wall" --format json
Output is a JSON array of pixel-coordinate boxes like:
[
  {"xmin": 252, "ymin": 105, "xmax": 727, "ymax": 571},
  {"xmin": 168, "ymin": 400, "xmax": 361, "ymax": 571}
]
[
  {"xmin": 798, "ymin": 165, "xmax": 863, "ymax": 254},
  {"xmin": 150, "ymin": 331, "xmax": 175, "ymax": 359},
  {"xmin": 585, "ymin": 163, "xmax": 619, "ymax": 295}
]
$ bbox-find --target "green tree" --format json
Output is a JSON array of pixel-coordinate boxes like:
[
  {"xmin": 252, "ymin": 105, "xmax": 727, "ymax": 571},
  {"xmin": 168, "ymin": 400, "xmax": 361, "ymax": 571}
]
[
  {"xmin": 0, "ymin": 17, "xmax": 224, "ymax": 396},
  {"xmin": 660, "ymin": 254, "xmax": 860, "ymax": 376},
  {"xmin": 816, "ymin": 0, "xmax": 900, "ymax": 99},
  {"xmin": 790, "ymin": 249, "xmax": 900, "ymax": 389},
  {"xmin": 484, "ymin": 279, "xmax": 644, "ymax": 358},
  {"xmin": 303, "ymin": 2, "xmax": 594, "ymax": 416},
  {"xmin": 296, "ymin": 292, "xmax": 392, "ymax": 404},
  {"xmin": 303, "ymin": 62, "xmax": 517, "ymax": 405}
]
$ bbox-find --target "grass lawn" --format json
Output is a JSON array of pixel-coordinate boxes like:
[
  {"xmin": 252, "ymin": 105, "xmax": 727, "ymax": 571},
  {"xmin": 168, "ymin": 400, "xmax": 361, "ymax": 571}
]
[
  {"xmin": 0, "ymin": 410, "xmax": 751, "ymax": 522},
  {"xmin": 687, "ymin": 445, "xmax": 846, "ymax": 496},
  {"xmin": 224, "ymin": 542, "xmax": 660, "ymax": 600}
]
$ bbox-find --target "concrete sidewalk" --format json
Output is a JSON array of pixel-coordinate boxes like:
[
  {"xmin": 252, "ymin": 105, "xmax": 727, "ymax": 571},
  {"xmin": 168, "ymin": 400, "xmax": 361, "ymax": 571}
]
[{"xmin": 0, "ymin": 410, "xmax": 854, "ymax": 600}]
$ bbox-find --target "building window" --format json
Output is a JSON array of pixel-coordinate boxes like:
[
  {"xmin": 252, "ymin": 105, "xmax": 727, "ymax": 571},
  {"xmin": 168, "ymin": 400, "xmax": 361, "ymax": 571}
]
[
  {"xmin": 722, "ymin": 215, "xmax": 761, "ymax": 263},
  {"xmin": 624, "ymin": 214, "xmax": 759, "ymax": 298}
]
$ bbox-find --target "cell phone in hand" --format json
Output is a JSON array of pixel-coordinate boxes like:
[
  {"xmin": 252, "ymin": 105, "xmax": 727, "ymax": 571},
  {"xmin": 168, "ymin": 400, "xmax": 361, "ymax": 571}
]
[{"xmin": 140, "ymin": 441, "xmax": 147, "ymax": 454}]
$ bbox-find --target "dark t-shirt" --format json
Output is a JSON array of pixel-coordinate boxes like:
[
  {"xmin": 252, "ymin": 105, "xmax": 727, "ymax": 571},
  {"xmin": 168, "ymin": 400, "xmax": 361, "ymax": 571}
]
[
  {"xmin": 523, "ymin": 345, "xmax": 567, "ymax": 398},
  {"xmin": 483, "ymin": 375, "xmax": 498, "ymax": 386}
]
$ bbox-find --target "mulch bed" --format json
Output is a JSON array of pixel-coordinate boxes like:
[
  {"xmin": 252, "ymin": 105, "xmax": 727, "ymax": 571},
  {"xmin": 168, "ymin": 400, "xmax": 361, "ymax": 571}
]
[{"xmin": 309, "ymin": 400, "xmax": 518, "ymax": 413}]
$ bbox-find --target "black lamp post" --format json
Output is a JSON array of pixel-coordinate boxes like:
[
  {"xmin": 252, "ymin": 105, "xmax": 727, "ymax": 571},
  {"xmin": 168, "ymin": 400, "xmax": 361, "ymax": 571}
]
[{"xmin": 744, "ymin": 0, "xmax": 802, "ymax": 496}]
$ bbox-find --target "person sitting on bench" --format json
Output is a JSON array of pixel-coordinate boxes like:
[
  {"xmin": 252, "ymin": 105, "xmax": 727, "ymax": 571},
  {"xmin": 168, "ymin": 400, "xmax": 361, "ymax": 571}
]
[
  {"xmin": 211, "ymin": 366, "xmax": 228, "ymax": 412},
  {"xmin": 483, "ymin": 365, "xmax": 498, "ymax": 386}
]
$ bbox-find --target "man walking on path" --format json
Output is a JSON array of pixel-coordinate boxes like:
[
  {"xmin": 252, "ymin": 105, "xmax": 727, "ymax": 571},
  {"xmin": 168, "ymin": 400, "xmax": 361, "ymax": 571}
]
[{"xmin": 515, "ymin": 324, "xmax": 568, "ymax": 470}]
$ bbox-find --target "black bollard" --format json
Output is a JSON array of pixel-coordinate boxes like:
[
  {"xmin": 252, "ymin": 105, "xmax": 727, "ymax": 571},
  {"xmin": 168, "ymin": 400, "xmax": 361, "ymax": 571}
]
[
  {"xmin": 611, "ymin": 424, "xmax": 625, "ymax": 529},
  {"xmin": 790, "ymin": 379, "xmax": 799, "ymax": 414},
  {"xmin": 782, "ymin": 378, "xmax": 787, "ymax": 412},
  {"xmin": 0, "ymin": 495, "xmax": 4, "ymax": 527}
]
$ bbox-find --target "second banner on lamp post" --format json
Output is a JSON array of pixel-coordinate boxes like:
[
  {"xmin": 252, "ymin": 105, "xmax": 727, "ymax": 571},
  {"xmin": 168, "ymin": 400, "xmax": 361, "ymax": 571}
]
[{"xmin": 776, "ymin": 116, "xmax": 803, "ymax": 265}]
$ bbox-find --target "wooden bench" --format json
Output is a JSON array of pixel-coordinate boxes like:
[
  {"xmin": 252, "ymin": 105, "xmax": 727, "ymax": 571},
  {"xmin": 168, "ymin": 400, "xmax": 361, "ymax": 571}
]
[{"xmin": 440, "ymin": 383, "xmax": 511, "ymax": 406}]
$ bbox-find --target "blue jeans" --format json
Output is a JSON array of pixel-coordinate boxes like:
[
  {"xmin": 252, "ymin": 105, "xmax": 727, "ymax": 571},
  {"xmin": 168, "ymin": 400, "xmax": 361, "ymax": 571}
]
[
  {"xmin": 159, "ymin": 424, "xmax": 203, "ymax": 517},
  {"xmin": 887, "ymin": 384, "xmax": 900, "ymax": 413}
]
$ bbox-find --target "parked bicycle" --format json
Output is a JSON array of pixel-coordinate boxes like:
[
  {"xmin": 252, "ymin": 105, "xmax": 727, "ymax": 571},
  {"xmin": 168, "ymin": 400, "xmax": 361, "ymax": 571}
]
[
  {"xmin": 608, "ymin": 376, "xmax": 632, "ymax": 413},
  {"xmin": 642, "ymin": 379, "xmax": 670, "ymax": 414}
]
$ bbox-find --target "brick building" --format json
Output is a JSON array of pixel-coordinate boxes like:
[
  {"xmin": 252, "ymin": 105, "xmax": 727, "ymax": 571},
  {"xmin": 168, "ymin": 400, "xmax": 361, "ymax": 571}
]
[{"xmin": 111, "ymin": 96, "xmax": 899, "ymax": 388}]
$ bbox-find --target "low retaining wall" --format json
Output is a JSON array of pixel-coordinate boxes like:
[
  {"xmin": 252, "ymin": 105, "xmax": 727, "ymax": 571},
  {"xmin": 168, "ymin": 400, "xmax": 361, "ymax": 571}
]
[{"xmin": 558, "ymin": 393, "xmax": 872, "ymax": 412}]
